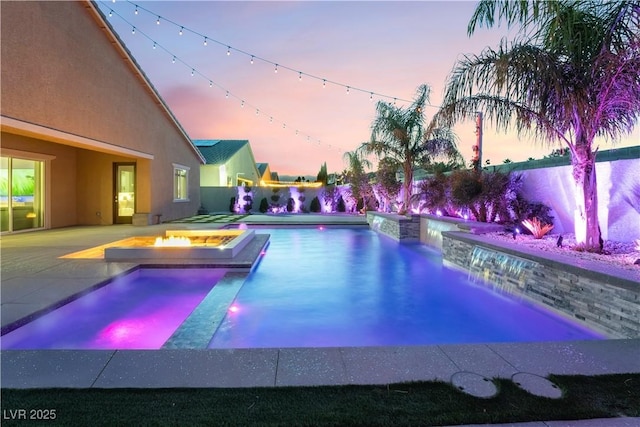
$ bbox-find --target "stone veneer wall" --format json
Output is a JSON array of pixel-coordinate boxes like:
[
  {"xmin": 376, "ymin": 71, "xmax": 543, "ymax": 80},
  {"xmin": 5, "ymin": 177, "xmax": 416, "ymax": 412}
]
[
  {"xmin": 366, "ymin": 212, "xmax": 420, "ymax": 241},
  {"xmin": 441, "ymin": 231, "xmax": 640, "ymax": 339}
]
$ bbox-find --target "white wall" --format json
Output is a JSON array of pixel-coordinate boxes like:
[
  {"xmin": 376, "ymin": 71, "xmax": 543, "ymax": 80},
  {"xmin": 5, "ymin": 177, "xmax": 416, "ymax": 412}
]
[{"xmin": 517, "ymin": 158, "xmax": 639, "ymax": 242}]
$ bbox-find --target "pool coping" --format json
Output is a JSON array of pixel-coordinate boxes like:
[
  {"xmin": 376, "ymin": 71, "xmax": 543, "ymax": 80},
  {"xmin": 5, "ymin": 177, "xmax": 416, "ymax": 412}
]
[{"xmin": 2, "ymin": 339, "xmax": 639, "ymax": 389}]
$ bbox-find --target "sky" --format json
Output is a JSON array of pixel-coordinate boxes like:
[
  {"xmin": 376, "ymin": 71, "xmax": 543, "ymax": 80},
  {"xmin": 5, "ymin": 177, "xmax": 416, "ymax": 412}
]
[{"xmin": 98, "ymin": 1, "xmax": 639, "ymax": 176}]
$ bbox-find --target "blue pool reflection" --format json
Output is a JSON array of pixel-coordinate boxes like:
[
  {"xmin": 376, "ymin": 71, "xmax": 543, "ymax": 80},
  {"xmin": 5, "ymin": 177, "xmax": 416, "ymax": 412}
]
[{"xmin": 209, "ymin": 227, "xmax": 603, "ymax": 348}]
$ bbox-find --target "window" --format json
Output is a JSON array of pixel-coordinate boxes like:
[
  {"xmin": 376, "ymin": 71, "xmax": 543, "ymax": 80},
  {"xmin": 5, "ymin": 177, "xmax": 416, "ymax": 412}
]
[{"xmin": 173, "ymin": 164, "xmax": 189, "ymax": 201}]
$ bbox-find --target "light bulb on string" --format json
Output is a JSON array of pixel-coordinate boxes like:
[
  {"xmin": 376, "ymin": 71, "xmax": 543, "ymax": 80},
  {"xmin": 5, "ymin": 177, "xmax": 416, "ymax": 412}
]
[
  {"xmin": 225, "ymin": 91, "xmax": 229, "ymax": 99},
  {"xmin": 255, "ymin": 109, "xmax": 259, "ymax": 116},
  {"xmin": 346, "ymin": 86, "xmax": 350, "ymax": 95},
  {"xmin": 322, "ymin": 79, "xmax": 326, "ymax": 88},
  {"xmin": 191, "ymin": 69, "xmax": 195, "ymax": 77},
  {"xmin": 298, "ymin": 72, "xmax": 302, "ymax": 82},
  {"xmin": 172, "ymin": 56, "xmax": 176, "ymax": 64},
  {"xmin": 203, "ymin": 37, "xmax": 207, "ymax": 46},
  {"xmin": 250, "ymin": 56, "xmax": 254, "ymax": 64},
  {"xmin": 156, "ymin": 16, "xmax": 160, "ymax": 25},
  {"xmin": 274, "ymin": 64, "xmax": 278, "ymax": 73},
  {"xmin": 226, "ymin": 46, "xmax": 231, "ymax": 56},
  {"xmin": 109, "ymin": 9, "xmax": 113, "ymax": 17},
  {"xmin": 179, "ymin": 27, "xmax": 183, "ymax": 36},
  {"xmin": 370, "ymin": 92, "xmax": 373, "ymax": 101},
  {"xmin": 152, "ymin": 42, "xmax": 156, "ymax": 49},
  {"xmin": 283, "ymin": 123, "xmax": 286, "ymax": 129},
  {"xmin": 209, "ymin": 81, "xmax": 213, "ymax": 88},
  {"xmin": 131, "ymin": 26, "xmax": 135, "ymax": 34},
  {"xmin": 241, "ymin": 100, "xmax": 245, "ymax": 108},
  {"xmin": 134, "ymin": 5, "xmax": 138, "ymax": 15},
  {"xmin": 270, "ymin": 117, "xmax": 273, "ymax": 123}
]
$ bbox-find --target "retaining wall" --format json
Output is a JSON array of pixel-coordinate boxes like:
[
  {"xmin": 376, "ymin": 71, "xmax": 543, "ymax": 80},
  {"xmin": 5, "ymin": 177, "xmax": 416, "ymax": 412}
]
[{"xmin": 441, "ymin": 231, "xmax": 640, "ymax": 339}]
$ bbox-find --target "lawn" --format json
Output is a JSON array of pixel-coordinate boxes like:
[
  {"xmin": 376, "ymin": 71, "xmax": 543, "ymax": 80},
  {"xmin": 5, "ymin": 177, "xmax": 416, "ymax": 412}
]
[{"xmin": 1, "ymin": 374, "xmax": 638, "ymax": 426}]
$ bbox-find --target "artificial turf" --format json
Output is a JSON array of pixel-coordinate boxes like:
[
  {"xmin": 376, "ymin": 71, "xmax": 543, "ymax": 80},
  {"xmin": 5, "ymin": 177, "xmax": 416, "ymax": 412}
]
[{"xmin": 1, "ymin": 374, "xmax": 638, "ymax": 426}]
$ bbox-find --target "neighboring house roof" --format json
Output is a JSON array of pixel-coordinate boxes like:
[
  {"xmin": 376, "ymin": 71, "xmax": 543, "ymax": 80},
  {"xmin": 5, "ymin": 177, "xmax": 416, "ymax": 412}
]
[
  {"xmin": 256, "ymin": 163, "xmax": 268, "ymax": 175},
  {"xmin": 193, "ymin": 139, "xmax": 249, "ymax": 164}
]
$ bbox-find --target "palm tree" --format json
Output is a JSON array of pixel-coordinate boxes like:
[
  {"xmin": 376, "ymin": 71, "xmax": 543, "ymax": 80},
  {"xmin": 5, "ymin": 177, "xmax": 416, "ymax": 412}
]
[
  {"xmin": 342, "ymin": 150, "xmax": 372, "ymax": 212},
  {"xmin": 437, "ymin": 0, "xmax": 640, "ymax": 251},
  {"xmin": 360, "ymin": 84, "xmax": 460, "ymax": 215}
]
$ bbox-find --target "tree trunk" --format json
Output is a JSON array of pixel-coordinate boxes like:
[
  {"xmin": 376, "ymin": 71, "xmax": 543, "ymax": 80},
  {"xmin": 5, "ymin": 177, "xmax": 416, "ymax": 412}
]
[
  {"xmin": 572, "ymin": 147, "xmax": 601, "ymax": 251},
  {"xmin": 402, "ymin": 165, "xmax": 413, "ymax": 215}
]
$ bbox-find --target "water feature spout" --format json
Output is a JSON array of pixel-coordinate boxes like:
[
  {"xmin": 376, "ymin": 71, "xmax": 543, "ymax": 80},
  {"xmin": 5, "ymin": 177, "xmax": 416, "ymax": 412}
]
[{"xmin": 468, "ymin": 246, "xmax": 539, "ymax": 295}]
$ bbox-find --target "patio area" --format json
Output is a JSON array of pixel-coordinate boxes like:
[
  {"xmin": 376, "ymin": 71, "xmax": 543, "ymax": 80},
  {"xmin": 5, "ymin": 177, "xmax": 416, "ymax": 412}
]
[{"xmin": 1, "ymin": 217, "xmax": 639, "ymax": 403}]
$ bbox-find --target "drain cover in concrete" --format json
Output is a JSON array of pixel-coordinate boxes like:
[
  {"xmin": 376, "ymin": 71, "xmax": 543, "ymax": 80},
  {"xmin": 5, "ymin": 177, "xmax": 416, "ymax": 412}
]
[
  {"xmin": 451, "ymin": 372, "xmax": 497, "ymax": 398},
  {"xmin": 512, "ymin": 372, "xmax": 563, "ymax": 398}
]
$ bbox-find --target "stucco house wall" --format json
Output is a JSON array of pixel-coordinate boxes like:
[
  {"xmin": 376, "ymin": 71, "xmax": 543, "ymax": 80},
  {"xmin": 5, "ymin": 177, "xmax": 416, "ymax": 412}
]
[{"xmin": 1, "ymin": 1, "xmax": 203, "ymax": 228}]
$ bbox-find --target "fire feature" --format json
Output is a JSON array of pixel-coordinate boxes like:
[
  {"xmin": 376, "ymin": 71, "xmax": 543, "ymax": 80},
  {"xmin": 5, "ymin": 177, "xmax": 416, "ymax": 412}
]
[{"xmin": 104, "ymin": 229, "xmax": 254, "ymax": 261}]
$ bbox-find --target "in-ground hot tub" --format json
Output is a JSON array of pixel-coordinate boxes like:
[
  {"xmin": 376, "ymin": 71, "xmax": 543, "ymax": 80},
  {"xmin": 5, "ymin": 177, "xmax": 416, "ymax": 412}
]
[{"xmin": 104, "ymin": 229, "xmax": 254, "ymax": 261}]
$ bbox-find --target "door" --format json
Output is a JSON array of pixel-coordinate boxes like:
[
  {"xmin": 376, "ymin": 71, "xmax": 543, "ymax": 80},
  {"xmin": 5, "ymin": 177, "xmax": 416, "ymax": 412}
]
[{"xmin": 113, "ymin": 163, "xmax": 136, "ymax": 224}]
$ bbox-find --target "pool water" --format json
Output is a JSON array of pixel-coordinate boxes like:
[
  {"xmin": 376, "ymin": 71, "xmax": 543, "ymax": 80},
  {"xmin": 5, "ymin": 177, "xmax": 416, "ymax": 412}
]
[
  {"xmin": 208, "ymin": 227, "xmax": 603, "ymax": 348},
  {"xmin": 1, "ymin": 268, "xmax": 226, "ymax": 349}
]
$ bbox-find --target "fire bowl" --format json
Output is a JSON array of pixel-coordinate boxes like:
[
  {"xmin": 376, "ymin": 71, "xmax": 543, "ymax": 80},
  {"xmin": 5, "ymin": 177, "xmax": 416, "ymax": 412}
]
[{"xmin": 104, "ymin": 229, "xmax": 254, "ymax": 261}]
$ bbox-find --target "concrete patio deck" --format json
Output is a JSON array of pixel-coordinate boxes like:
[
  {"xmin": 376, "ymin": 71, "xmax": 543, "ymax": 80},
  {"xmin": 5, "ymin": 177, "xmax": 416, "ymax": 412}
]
[{"xmin": 1, "ymin": 216, "xmax": 639, "ymax": 426}]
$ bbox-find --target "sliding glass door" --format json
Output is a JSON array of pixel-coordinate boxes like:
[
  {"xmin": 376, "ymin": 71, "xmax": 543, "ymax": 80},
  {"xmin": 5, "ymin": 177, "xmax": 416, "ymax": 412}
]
[{"xmin": 1, "ymin": 156, "xmax": 44, "ymax": 232}]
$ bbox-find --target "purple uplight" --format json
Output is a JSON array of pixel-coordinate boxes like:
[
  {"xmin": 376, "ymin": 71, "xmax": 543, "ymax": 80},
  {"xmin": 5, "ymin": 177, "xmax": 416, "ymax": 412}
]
[
  {"xmin": 436, "ymin": 210, "xmax": 443, "ymax": 217},
  {"xmin": 229, "ymin": 305, "xmax": 239, "ymax": 313},
  {"xmin": 318, "ymin": 226, "xmax": 325, "ymax": 231}
]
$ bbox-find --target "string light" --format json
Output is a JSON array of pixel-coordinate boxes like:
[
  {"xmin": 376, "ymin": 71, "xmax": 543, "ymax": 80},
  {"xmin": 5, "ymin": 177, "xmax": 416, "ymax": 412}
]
[
  {"xmin": 134, "ymin": 5, "xmax": 138, "ymax": 14},
  {"xmin": 346, "ymin": 86, "xmax": 350, "ymax": 95},
  {"xmin": 203, "ymin": 37, "xmax": 207, "ymax": 46},
  {"xmin": 274, "ymin": 64, "xmax": 278, "ymax": 73},
  {"xmin": 111, "ymin": 0, "xmax": 417, "ymax": 105},
  {"xmin": 298, "ymin": 72, "xmax": 302, "ymax": 81},
  {"xmin": 109, "ymin": 9, "xmax": 113, "ymax": 17},
  {"xmin": 370, "ymin": 92, "xmax": 373, "ymax": 101},
  {"xmin": 131, "ymin": 26, "xmax": 135, "ymax": 34},
  {"xmin": 98, "ymin": 3, "xmax": 361, "ymax": 156}
]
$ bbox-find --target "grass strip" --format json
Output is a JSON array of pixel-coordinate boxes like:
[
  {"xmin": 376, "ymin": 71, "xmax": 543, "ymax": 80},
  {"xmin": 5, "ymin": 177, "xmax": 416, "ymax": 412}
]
[{"xmin": 1, "ymin": 374, "xmax": 638, "ymax": 426}]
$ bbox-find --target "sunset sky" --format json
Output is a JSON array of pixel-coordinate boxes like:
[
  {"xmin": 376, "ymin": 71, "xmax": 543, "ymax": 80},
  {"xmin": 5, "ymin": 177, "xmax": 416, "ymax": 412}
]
[{"xmin": 98, "ymin": 1, "xmax": 639, "ymax": 176}]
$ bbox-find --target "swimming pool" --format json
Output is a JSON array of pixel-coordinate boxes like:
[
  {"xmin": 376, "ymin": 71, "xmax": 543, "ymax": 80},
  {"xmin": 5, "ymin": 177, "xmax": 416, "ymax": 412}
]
[
  {"xmin": 1, "ymin": 227, "xmax": 603, "ymax": 350},
  {"xmin": 208, "ymin": 227, "xmax": 603, "ymax": 348},
  {"xmin": 1, "ymin": 268, "xmax": 226, "ymax": 349}
]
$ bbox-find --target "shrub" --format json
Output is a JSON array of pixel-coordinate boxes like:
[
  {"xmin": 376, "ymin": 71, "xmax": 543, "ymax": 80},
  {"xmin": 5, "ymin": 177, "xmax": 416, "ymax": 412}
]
[
  {"xmin": 337, "ymin": 196, "xmax": 346, "ymax": 213},
  {"xmin": 522, "ymin": 217, "xmax": 554, "ymax": 239},
  {"xmin": 286, "ymin": 197, "xmax": 294, "ymax": 213},
  {"xmin": 310, "ymin": 196, "xmax": 321, "ymax": 213},
  {"xmin": 259, "ymin": 197, "xmax": 269, "ymax": 213}
]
